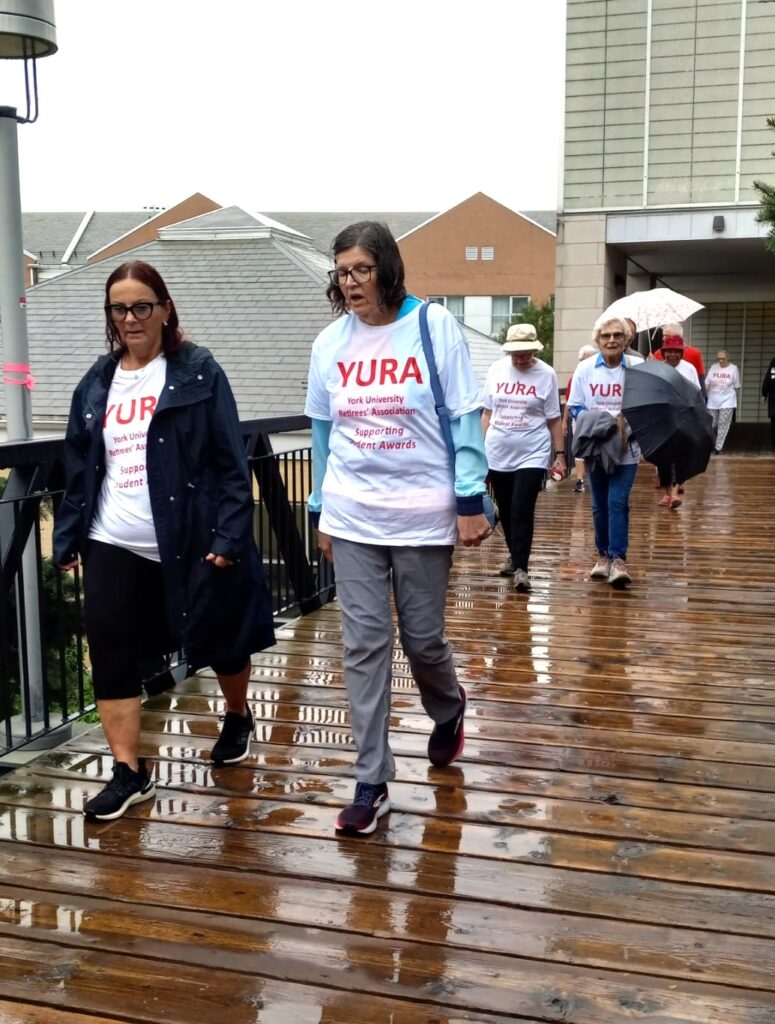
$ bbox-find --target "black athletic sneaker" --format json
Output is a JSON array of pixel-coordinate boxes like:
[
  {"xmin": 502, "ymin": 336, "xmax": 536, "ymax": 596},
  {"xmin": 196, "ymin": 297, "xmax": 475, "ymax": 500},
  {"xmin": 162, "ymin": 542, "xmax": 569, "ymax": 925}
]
[
  {"xmin": 335, "ymin": 781, "xmax": 390, "ymax": 835},
  {"xmin": 427, "ymin": 686, "xmax": 467, "ymax": 767},
  {"xmin": 211, "ymin": 704, "xmax": 254, "ymax": 765},
  {"xmin": 83, "ymin": 759, "xmax": 155, "ymax": 821}
]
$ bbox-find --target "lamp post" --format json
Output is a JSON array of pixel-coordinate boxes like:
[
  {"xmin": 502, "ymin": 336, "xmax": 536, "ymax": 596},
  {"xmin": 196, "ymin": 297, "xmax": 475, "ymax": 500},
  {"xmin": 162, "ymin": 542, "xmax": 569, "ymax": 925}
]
[
  {"xmin": 0, "ymin": 2, "xmax": 57, "ymax": 733},
  {"xmin": 0, "ymin": 2, "xmax": 57, "ymax": 443}
]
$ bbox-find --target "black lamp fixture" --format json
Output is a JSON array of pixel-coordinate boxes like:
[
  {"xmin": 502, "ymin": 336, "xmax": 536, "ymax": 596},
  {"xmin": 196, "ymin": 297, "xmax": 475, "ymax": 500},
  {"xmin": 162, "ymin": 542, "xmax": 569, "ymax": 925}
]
[{"xmin": 712, "ymin": 215, "xmax": 726, "ymax": 234}]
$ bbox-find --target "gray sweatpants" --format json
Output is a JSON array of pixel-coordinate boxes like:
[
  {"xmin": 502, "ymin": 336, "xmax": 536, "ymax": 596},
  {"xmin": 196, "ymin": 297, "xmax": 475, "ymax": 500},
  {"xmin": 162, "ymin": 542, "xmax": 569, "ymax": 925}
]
[{"xmin": 331, "ymin": 538, "xmax": 462, "ymax": 784}]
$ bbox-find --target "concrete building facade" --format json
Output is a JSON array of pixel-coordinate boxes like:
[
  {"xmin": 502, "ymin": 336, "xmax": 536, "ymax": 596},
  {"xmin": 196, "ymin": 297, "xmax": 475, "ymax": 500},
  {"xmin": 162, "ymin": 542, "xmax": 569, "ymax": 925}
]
[{"xmin": 555, "ymin": 0, "xmax": 775, "ymax": 421}]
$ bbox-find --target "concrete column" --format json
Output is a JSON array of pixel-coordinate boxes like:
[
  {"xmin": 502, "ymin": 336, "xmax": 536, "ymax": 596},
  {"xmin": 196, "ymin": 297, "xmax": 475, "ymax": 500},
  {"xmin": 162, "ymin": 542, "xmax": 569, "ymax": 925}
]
[{"xmin": 554, "ymin": 213, "xmax": 627, "ymax": 381}]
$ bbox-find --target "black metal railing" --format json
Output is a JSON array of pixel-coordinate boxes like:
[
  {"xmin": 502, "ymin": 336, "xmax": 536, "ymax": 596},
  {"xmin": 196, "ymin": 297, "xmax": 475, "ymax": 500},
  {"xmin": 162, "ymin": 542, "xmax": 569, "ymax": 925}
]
[{"xmin": 0, "ymin": 415, "xmax": 332, "ymax": 760}]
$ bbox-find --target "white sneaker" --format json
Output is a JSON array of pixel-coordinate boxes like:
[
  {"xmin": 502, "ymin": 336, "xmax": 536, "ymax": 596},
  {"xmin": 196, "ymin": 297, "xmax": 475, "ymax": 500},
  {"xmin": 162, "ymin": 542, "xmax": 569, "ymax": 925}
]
[
  {"xmin": 608, "ymin": 558, "xmax": 631, "ymax": 588},
  {"xmin": 590, "ymin": 557, "xmax": 611, "ymax": 579},
  {"xmin": 513, "ymin": 569, "xmax": 532, "ymax": 593}
]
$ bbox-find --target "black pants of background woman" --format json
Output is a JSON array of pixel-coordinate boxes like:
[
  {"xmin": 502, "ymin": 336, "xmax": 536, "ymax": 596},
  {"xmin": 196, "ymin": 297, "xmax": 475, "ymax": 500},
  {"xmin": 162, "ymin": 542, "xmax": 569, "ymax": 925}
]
[{"xmin": 489, "ymin": 468, "xmax": 546, "ymax": 571}]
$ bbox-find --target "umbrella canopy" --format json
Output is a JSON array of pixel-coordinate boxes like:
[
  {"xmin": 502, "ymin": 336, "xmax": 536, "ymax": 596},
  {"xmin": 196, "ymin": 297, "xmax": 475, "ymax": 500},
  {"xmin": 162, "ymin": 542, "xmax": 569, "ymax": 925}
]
[
  {"xmin": 600, "ymin": 288, "xmax": 704, "ymax": 332},
  {"xmin": 621, "ymin": 361, "xmax": 713, "ymax": 482}
]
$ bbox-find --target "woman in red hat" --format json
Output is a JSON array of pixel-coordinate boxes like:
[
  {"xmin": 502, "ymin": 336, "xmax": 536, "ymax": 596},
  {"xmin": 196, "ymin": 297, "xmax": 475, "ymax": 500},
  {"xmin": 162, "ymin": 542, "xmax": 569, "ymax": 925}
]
[{"xmin": 657, "ymin": 335, "xmax": 700, "ymax": 509}]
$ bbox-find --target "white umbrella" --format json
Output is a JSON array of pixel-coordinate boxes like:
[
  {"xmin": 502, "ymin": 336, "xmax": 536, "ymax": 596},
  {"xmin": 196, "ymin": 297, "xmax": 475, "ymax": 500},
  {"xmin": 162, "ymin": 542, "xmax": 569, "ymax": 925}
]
[{"xmin": 599, "ymin": 288, "xmax": 704, "ymax": 332}]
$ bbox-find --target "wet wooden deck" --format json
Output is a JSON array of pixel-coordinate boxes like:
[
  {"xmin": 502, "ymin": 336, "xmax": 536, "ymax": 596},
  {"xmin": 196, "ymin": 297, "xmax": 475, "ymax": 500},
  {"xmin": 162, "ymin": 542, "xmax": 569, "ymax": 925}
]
[{"xmin": 1, "ymin": 455, "xmax": 775, "ymax": 1023}]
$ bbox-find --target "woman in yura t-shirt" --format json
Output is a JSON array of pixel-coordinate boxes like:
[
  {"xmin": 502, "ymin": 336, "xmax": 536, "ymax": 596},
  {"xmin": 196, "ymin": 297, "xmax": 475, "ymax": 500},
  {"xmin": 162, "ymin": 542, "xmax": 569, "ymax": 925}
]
[
  {"xmin": 306, "ymin": 222, "xmax": 490, "ymax": 838},
  {"xmin": 481, "ymin": 323, "xmax": 565, "ymax": 593},
  {"xmin": 705, "ymin": 349, "xmax": 740, "ymax": 454}
]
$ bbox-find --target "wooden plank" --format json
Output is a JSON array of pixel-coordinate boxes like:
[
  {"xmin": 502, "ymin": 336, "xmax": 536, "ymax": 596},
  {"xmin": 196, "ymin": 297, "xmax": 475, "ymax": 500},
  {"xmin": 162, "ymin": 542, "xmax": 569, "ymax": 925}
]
[
  {"xmin": 162, "ymin": 677, "xmax": 775, "ymax": 723},
  {"xmin": 0, "ymin": 1002, "xmax": 125, "ymax": 1024},
  {"xmin": 4, "ymin": 807, "xmax": 775, "ymax": 942},
  {"xmin": 14, "ymin": 758, "xmax": 775, "ymax": 856},
  {"xmin": 0, "ymin": 934, "xmax": 522, "ymax": 1024},
  {"xmin": 65, "ymin": 722, "xmax": 775, "ymax": 793},
  {"xmin": 140, "ymin": 693, "xmax": 775, "ymax": 747},
  {"xmin": 3, "ymin": 844, "xmax": 775, "ymax": 991},
  {"xmin": 30, "ymin": 745, "xmax": 775, "ymax": 823}
]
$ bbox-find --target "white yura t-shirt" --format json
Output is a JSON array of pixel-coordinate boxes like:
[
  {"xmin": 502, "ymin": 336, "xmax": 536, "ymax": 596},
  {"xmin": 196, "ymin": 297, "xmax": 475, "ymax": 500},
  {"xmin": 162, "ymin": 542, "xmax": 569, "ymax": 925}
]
[
  {"xmin": 305, "ymin": 303, "xmax": 481, "ymax": 545},
  {"xmin": 481, "ymin": 357, "xmax": 560, "ymax": 471},
  {"xmin": 705, "ymin": 362, "xmax": 740, "ymax": 409},
  {"xmin": 89, "ymin": 354, "xmax": 167, "ymax": 560}
]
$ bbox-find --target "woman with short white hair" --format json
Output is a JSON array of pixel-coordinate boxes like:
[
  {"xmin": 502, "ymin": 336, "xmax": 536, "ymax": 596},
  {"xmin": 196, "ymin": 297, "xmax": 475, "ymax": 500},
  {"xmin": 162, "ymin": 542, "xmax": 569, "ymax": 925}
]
[{"xmin": 568, "ymin": 317, "xmax": 644, "ymax": 588}]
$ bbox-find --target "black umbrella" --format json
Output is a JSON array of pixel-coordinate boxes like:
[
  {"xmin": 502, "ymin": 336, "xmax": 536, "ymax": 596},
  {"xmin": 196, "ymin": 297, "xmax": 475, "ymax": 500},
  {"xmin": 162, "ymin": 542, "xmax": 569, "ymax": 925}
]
[{"xmin": 622, "ymin": 361, "xmax": 713, "ymax": 482}]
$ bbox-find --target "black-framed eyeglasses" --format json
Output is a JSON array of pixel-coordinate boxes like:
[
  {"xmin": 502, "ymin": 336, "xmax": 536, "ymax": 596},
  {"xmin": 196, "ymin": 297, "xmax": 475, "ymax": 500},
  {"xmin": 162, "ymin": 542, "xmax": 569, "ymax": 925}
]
[
  {"xmin": 327, "ymin": 264, "xmax": 377, "ymax": 287},
  {"xmin": 599, "ymin": 331, "xmax": 624, "ymax": 341},
  {"xmin": 104, "ymin": 301, "xmax": 164, "ymax": 322}
]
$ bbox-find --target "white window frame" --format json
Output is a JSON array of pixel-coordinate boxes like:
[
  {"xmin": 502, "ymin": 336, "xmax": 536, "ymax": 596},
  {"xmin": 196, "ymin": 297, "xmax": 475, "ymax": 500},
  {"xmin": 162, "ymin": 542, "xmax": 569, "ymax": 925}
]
[
  {"xmin": 481, "ymin": 246, "xmax": 495, "ymax": 261},
  {"xmin": 465, "ymin": 246, "xmax": 478, "ymax": 261}
]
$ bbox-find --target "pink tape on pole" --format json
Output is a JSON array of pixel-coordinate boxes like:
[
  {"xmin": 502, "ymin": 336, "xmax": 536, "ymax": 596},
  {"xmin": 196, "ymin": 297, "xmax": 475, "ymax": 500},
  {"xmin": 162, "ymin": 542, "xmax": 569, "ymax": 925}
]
[{"xmin": 3, "ymin": 362, "xmax": 35, "ymax": 390}]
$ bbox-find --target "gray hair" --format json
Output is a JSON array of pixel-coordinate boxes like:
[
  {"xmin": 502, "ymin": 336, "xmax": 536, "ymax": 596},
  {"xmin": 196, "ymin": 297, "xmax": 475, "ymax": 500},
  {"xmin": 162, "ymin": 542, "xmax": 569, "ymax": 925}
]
[
  {"xmin": 663, "ymin": 322, "xmax": 684, "ymax": 338},
  {"xmin": 591, "ymin": 317, "xmax": 633, "ymax": 347}
]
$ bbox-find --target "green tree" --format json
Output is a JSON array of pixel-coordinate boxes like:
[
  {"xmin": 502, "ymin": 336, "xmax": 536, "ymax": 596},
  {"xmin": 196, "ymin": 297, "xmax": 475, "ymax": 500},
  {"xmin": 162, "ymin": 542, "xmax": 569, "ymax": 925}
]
[
  {"xmin": 754, "ymin": 116, "xmax": 775, "ymax": 254},
  {"xmin": 496, "ymin": 299, "xmax": 555, "ymax": 365}
]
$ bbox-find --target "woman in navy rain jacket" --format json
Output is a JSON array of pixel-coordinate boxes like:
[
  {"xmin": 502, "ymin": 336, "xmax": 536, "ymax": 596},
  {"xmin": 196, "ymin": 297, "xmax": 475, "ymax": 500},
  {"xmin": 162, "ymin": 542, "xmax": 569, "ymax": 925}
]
[{"xmin": 54, "ymin": 260, "xmax": 274, "ymax": 821}]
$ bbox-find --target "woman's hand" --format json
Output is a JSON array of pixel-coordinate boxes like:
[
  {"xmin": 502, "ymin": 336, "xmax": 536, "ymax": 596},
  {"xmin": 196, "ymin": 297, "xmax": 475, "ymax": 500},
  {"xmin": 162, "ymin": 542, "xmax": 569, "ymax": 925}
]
[
  {"xmin": 317, "ymin": 530, "xmax": 334, "ymax": 563},
  {"xmin": 205, "ymin": 552, "xmax": 233, "ymax": 568},
  {"xmin": 57, "ymin": 561, "xmax": 79, "ymax": 571},
  {"xmin": 458, "ymin": 514, "xmax": 491, "ymax": 547},
  {"xmin": 550, "ymin": 455, "xmax": 568, "ymax": 480}
]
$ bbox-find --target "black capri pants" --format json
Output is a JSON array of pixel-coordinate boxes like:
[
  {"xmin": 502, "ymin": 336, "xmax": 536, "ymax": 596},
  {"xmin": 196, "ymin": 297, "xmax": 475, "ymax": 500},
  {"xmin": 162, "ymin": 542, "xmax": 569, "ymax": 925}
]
[{"xmin": 83, "ymin": 540, "xmax": 247, "ymax": 700}]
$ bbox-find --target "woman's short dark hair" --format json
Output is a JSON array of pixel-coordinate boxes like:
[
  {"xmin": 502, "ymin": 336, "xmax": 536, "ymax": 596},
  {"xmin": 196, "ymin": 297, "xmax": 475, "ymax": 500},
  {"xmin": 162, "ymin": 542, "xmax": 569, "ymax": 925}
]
[
  {"xmin": 326, "ymin": 221, "xmax": 407, "ymax": 317},
  {"xmin": 104, "ymin": 260, "xmax": 186, "ymax": 356}
]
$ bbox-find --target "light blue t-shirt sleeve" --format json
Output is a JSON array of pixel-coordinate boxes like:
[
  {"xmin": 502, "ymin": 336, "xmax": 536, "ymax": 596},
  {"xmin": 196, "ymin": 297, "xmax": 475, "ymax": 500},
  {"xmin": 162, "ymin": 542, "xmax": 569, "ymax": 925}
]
[
  {"xmin": 308, "ymin": 418, "xmax": 332, "ymax": 514},
  {"xmin": 450, "ymin": 409, "xmax": 488, "ymax": 506}
]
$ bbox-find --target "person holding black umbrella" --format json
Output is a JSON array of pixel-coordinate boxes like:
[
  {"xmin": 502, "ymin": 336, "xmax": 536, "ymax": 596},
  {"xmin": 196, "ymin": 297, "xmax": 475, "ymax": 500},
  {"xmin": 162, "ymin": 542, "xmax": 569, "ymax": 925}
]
[
  {"xmin": 568, "ymin": 316, "xmax": 643, "ymax": 588},
  {"xmin": 655, "ymin": 335, "xmax": 700, "ymax": 509}
]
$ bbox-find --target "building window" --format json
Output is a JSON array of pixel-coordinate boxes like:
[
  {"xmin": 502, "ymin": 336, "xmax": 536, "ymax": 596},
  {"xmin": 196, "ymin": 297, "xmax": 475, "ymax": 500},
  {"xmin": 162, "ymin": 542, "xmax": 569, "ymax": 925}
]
[
  {"xmin": 510, "ymin": 295, "xmax": 530, "ymax": 316},
  {"xmin": 491, "ymin": 297, "xmax": 512, "ymax": 337},
  {"xmin": 427, "ymin": 296, "xmax": 446, "ymax": 307},
  {"xmin": 446, "ymin": 296, "xmax": 464, "ymax": 323},
  {"xmin": 465, "ymin": 246, "xmax": 478, "ymax": 261},
  {"xmin": 481, "ymin": 246, "xmax": 495, "ymax": 260}
]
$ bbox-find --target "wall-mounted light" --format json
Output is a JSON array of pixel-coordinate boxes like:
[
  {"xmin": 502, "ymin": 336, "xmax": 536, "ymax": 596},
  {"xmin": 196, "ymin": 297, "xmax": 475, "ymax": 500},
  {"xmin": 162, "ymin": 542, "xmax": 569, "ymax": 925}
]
[{"xmin": 712, "ymin": 215, "xmax": 726, "ymax": 234}]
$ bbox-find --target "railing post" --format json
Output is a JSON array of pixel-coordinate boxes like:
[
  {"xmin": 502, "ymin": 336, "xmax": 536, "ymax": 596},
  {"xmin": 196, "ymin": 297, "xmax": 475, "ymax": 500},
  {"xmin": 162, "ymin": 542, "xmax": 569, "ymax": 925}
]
[{"xmin": 247, "ymin": 431, "xmax": 321, "ymax": 615}]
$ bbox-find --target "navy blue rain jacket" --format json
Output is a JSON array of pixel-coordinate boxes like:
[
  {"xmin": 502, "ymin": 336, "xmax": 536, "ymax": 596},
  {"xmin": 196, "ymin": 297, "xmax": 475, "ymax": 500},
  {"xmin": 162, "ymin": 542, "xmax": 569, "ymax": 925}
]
[{"xmin": 53, "ymin": 342, "xmax": 275, "ymax": 670}]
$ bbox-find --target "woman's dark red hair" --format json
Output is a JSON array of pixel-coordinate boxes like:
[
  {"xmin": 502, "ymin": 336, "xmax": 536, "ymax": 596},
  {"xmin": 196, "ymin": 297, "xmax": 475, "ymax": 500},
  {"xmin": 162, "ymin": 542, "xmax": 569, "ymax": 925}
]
[{"xmin": 104, "ymin": 260, "xmax": 186, "ymax": 356}]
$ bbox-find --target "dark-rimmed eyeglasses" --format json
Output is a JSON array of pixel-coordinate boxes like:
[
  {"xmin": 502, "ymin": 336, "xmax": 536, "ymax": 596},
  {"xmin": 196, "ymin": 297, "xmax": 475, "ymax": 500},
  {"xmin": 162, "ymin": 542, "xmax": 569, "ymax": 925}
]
[
  {"xmin": 327, "ymin": 264, "xmax": 377, "ymax": 287},
  {"xmin": 105, "ymin": 301, "xmax": 164, "ymax": 322},
  {"xmin": 599, "ymin": 331, "xmax": 624, "ymax": 341}
]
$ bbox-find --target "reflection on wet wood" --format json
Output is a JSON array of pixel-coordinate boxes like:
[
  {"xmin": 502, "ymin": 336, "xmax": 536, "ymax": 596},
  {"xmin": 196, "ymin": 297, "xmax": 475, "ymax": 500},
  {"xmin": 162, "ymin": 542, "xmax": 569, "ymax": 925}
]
[{"xmin": 1, "ymin": 458, "xmax": 775, "ymax": 1022}]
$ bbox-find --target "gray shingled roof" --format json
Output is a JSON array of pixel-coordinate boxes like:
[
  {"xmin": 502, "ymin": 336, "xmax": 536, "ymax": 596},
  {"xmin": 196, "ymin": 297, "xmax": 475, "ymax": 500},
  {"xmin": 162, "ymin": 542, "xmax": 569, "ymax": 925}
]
[
  {"xmin": 22, "ymin": 210, "xmax": 155, "ymax": 267},
  {"xmin": 520, "ymin": 210, "xmax": 558, "ymax": 234},
  {"xmin": 265, "ymin": 209, "xmax": 558, "ymax": 250},
  {"xmin": 6, "ymin": 232, "xmax": 335, "ymax": 422},
  {"xmin": 3, "ymin": 216, "xmax": 505, "ymax": 427},
  {"xmin": 22, "ymin": 212, "xmax": 86, "ymax": 263},
  {"xmin": 77, "ymin": 212, "xmax": 157, "ymax": 262},
  {"xmin": 264, "ymin": 212, "xmax": 436, "ymax": 254}
]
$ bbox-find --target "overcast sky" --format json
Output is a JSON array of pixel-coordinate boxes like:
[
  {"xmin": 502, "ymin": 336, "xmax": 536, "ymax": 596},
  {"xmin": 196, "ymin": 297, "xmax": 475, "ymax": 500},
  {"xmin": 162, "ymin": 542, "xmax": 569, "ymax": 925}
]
[{"xmin": 1, "ymin": 0, "xmax": 566, "ymax": 214}]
